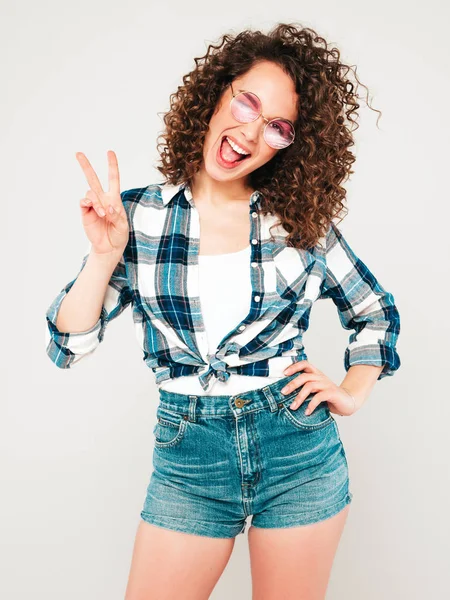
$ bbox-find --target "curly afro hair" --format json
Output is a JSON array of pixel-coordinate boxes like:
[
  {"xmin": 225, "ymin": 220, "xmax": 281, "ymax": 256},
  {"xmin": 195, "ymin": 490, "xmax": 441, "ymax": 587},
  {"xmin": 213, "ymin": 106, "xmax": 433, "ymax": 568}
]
[{"xmin": 155, "ymin": 22, "xmax": 382, "ymax": 250}]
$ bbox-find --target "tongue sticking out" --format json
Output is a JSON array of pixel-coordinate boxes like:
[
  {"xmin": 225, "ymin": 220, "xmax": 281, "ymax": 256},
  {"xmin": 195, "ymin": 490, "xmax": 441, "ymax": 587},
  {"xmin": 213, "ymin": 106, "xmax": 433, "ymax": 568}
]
[{"xmin": 221, "ymin": 137, "xmax": 247, "ymax": 162}]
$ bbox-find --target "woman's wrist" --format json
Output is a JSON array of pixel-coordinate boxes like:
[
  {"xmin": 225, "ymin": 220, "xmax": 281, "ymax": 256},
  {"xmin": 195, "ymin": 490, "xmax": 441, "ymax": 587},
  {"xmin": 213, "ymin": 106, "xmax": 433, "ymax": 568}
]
[
  {"xmin": 90, "ymin": 248, "xmax": 126, "ymax": 267},
  {"xmin": 339, "ymin": 364, "xmax": 384, "ymax": 413},
  {"xmin": 339, "ymin": 386, "xmax": 357, "ymax": 415}
]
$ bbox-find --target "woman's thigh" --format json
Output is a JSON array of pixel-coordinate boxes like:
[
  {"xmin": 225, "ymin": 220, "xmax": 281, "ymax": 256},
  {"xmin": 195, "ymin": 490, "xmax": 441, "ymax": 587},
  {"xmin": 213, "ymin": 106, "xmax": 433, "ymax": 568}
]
[
  {"xmin": 124, "ymin": 520, "xmax": 235, "ymax": 600},
  {"xmin": 246, "ymin": 387, "xmax": 353, "ymax": 598},
  {"xmin": 248, "ymin": 503, "xmax": 351, "ymax": 600}
]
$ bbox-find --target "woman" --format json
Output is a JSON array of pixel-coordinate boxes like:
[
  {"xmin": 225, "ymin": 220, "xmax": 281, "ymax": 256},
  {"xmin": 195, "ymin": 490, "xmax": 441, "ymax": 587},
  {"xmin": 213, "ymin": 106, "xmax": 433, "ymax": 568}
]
[{"xmin": 46, "ymin": 23, "xmax": 401, "ymax": 600}]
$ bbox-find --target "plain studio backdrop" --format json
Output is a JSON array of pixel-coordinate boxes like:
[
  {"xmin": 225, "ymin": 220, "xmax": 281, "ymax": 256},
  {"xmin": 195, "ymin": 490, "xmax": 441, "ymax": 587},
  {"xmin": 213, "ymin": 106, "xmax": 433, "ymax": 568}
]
[{"xmin": 2, "ymin": 1, "xmax": 449, "ymax": 598}]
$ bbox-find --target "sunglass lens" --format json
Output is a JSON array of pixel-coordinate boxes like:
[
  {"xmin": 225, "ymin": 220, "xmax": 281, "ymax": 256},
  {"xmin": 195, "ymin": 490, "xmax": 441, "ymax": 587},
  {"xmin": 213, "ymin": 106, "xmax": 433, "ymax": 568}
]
[
  {"xmin": 264, "ymin": 120, "xmax": 295, "ymax": 149},
  {"xmin": 231, "ymin": 92, "xmax": 261, "ymax": 123}
]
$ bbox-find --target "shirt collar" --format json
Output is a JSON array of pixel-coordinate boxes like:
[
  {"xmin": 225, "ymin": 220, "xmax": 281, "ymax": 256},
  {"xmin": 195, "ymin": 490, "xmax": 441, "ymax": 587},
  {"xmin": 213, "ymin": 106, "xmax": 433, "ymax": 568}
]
[{"xmin": 159, "ymin": 180, "xmax": 261, "ymax": 208}]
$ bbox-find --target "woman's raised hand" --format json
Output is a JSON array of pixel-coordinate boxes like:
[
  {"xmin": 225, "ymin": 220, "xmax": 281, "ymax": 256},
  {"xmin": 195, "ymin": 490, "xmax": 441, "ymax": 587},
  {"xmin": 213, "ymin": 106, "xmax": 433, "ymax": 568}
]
[{"xmin": 76, "ymin": 150, "xmax": 129, "ymax": 256}]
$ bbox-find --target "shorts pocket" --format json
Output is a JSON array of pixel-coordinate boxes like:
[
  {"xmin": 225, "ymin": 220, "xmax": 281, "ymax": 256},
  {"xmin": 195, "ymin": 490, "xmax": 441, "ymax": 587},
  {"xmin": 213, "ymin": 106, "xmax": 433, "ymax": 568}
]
[
  {"xmin": 279, "ymin": 389, "xmax": 334, "ymax": 432},
  {"xmin": 153, "ymin": 405, "xmax": 189, "ymax": 448}
]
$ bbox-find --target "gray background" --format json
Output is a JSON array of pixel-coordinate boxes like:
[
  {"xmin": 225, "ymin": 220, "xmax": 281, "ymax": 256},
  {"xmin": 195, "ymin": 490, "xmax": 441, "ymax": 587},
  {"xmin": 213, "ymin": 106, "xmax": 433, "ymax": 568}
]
[{"xmin": 3, "ymin": 0, "xmax": 449, "ymax": 598}]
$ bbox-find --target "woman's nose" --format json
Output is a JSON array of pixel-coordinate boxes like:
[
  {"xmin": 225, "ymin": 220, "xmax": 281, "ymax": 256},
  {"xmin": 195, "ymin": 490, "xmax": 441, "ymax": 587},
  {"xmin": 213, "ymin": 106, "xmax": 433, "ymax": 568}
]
[{"xmin": 238, "ymin": 116, "xmax": 265, "ymax": 144}]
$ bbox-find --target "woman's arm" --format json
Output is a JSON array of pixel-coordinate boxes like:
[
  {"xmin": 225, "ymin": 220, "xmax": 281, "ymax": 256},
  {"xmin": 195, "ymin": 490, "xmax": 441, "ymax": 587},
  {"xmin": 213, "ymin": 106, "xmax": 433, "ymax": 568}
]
[
  {"xmin": 340, "ymin": 364, "xmax": 384, "ymax": 411},
  {"xmin": 319, "ymin": 222, "xmax": 401, "ymax": 382},
  {"xmin": 55, "ymin": 250, "xmax": 125, "ymax": 333},
  {"xmin": 45, "ymin": 246, "xmax": 133, "ymax": 368}
]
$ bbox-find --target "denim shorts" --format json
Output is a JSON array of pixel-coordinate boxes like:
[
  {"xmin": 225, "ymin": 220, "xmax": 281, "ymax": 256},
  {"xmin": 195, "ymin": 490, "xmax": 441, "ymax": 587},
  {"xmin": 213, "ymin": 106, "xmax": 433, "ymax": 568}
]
[{"xmin": 140, "ymin": 373, "xmax": 353, "ymax": 539}]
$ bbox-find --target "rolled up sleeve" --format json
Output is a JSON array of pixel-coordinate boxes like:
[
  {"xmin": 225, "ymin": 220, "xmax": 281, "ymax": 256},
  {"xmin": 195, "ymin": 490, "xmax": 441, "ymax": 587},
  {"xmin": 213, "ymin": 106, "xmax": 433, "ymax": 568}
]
[
  {"xmin": 45, "ymin": 248, "xmax": 133, "ymax": 368},
  {"xmin": 319, "ymin": 222, "xmax": 401, "ymax": 379}
]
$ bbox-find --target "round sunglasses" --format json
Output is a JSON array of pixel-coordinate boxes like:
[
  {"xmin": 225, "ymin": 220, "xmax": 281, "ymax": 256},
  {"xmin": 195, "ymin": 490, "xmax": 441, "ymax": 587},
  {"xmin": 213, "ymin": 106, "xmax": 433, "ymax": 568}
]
[{"xmin": 229, "ymin": 81, "xmax": 296, "ymax": 150}]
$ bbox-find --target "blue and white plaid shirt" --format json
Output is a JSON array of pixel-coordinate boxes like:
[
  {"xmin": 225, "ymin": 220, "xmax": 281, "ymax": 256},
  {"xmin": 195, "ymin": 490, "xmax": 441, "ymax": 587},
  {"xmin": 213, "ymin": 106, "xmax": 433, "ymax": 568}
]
[{"xmin": 45, "ymin": 181, "xmax": 401, "ymax": 392}]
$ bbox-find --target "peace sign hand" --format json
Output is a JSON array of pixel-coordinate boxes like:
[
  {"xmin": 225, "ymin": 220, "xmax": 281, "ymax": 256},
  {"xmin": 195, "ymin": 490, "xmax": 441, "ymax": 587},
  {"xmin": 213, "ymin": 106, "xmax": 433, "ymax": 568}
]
[{"xmin": 76, "ymin": 150, "xmax": 129, "ymax": 257}]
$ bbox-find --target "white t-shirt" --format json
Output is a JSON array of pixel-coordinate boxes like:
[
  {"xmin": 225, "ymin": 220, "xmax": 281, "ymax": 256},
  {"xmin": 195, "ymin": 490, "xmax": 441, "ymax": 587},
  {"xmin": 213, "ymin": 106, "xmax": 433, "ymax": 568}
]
[{"xmin": 158, "ymin": 245, "xmax": 283, "ymax": 395}]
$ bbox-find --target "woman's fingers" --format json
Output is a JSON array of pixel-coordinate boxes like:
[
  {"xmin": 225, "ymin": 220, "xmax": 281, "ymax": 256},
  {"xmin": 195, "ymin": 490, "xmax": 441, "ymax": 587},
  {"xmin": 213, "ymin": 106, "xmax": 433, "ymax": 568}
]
[
  {"xmin": 107, "ymin": 150, "xmax": 120, "ymax": 195},
  {"xmin": 75, "ymin": 152, "xmax": 105, "ymax": 197},
  {"xmin": 80, "ymin": 196, "xmax": 92, "ymax": 210},
  {"xmin": 80, "ymin": 189, "xmax": 107, "ymax": 219},
  {"xmin": 82, "ymin": 188, "xmax": 108, "ymax": 217}
]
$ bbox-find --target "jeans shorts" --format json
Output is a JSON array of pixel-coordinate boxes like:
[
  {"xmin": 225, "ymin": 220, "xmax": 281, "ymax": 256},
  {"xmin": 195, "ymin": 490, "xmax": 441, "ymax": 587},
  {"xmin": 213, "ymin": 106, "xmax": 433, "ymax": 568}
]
[{"xmin": 140, "ymin": 373, "xmax": 353, "ymax": 539}]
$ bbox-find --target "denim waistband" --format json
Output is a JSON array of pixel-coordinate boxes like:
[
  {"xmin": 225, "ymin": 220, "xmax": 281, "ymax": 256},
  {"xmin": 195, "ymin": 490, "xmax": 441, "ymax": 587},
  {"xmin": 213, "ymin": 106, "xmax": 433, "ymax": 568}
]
[{"xmin": 157, "ymin": 372, "xmax": 301, "ymax": 418}]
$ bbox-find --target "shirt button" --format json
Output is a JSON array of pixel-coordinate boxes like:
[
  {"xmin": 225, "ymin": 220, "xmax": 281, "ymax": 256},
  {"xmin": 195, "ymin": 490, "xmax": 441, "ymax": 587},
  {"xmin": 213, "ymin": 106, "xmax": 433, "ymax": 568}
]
[
  {"xmin": 251, "ymin": 239, "xmax": 258, "ymax": 245},
  {"xmin": 238, "ymin": 324, "xmax": 246, "ymax": 331},
  {"xmin": 254, "ymin": 295, "xmax": 261, "ymax": 302},
  {"xmin": 251, "ymin": 212, "xmax": 257, "ymax": 218},
  {"xmin": 251, "ymin": 262, "xmax": 257, "ymax": 268}
]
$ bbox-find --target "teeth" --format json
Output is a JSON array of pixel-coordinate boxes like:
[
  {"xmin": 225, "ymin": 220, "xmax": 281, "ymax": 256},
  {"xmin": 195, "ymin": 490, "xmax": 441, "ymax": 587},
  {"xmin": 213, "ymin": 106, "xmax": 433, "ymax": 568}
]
[{"xmin": 226, "ymin": 136, "xmax": 250, "ymax": 155}]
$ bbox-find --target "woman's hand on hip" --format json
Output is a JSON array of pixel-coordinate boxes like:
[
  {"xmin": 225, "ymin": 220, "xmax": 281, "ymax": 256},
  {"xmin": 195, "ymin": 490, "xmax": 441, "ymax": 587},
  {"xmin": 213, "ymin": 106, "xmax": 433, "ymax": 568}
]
[{"xmin": 281, "ymin": 360, "xmax": 357, "ymax": 416}]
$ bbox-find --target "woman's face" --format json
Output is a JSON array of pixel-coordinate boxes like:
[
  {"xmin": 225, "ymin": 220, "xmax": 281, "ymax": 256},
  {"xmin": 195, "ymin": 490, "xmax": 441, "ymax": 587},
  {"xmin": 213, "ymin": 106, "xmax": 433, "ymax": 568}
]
[{"xmin": 200, "ymin": 60, "xmax": 298, "ymax": 186}]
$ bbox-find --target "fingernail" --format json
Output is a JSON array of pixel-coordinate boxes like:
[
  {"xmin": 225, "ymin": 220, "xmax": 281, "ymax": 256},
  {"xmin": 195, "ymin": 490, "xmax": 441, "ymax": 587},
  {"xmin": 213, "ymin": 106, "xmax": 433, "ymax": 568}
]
[
  {"xmin": 280, "ymin": 387, "xmax": 288, "ymax": 394},
  {"xmin": 108, "ymin": 205, "xmax": 114, "ymax": 214},
  {"xmin": 290, "ymin": 403, "xmax": 297, "ymax": 410},
  {"xmin": 99, "ymin": 207, "xmax": 106, "ymax": 216}
]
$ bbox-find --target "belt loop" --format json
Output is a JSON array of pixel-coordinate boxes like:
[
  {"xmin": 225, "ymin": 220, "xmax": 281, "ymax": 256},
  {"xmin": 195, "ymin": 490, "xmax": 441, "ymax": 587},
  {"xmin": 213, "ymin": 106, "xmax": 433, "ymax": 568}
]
[
  {"xmin": 188, "ymin": 395, "xmax": 198, "ymax": 422},
  {"xmin": 261, "ymin": 385, "xmax": 279, "ymax": 413}
]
